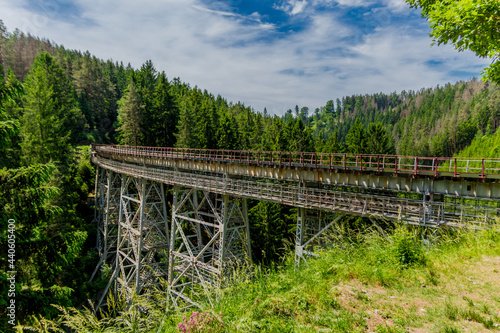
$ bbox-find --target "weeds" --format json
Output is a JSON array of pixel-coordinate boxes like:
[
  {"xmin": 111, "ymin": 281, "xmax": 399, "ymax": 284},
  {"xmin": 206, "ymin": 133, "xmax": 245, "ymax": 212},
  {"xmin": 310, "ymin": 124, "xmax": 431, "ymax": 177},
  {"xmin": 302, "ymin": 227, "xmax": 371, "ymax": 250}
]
[
  {"xmin": 19, "ymin": 224, "xmax": 500, "ymax": 332},
  {"xmin": 391, "ymin": 228, "xmax": 427, "ymax": 268},
  {"xmin": 176, "ymin": 311, "xmax": 224, "ymax": 333}
]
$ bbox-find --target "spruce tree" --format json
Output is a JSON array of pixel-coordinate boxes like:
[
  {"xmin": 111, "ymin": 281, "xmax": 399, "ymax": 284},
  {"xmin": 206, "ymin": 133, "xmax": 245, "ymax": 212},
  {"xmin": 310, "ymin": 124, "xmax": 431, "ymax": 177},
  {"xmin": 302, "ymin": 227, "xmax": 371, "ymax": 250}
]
[
  {"xmin": 21, "ymin": 52, "xmax": 83, "ymax": 165},
  {"xmin": 117, "ymin": 80, "xmax": 143, "ymax": 146},
  {"xmin": 152, "ymin": 72, "xmax": 177, "ymax": 147},
  {"xmin": 366, "ymin": 122, "xmax": 393, "ymax": 154},
  {"xmin": 345, "ymin": 119, "xmax": 366, "ymax": 154}
]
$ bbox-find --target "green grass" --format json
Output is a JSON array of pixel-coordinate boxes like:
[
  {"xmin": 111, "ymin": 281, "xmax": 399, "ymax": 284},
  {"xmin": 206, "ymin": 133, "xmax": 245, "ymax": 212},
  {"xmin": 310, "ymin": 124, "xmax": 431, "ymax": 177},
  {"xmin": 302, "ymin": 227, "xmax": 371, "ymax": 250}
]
[{"xmin": 22, "ymin": 224, "xmax": 500, "ymax": 332}]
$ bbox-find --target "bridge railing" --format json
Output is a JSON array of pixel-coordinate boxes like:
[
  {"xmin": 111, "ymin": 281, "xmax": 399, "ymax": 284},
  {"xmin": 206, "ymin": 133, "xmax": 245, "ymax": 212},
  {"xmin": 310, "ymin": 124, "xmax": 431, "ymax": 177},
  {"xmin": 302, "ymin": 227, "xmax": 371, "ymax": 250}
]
[{"xmin": 91, "ymin": 144, "xmax": 500, "ymax": 179}]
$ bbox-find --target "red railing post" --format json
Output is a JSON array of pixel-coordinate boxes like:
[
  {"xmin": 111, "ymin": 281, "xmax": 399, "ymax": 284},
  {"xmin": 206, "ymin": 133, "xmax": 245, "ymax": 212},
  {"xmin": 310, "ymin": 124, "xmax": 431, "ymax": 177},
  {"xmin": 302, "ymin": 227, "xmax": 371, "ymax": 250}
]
[
  {"xmin": 414, "ymin": 157, "xmax": 418, "ymax": 175},
  {"xmin": 434, "ymin": 157, "xmax": 438, "ymax": 177},
  {"xmin": 481, "ymin": 159, "xmax": 485, "ymax": 178},
  {"xmin": 454, "ymin": 158, "xmax": 457, "ymax": 177}
]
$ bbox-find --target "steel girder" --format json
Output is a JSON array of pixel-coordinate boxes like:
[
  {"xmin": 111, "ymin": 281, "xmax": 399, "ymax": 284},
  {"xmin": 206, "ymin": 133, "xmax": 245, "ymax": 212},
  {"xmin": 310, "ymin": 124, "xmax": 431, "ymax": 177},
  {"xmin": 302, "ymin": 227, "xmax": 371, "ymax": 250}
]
[
  {"xmin": 295, "ymin": 208, "xmax": 342, "ymax": 265},
  {"xmin": 91, "ymin": 168, "xmax": 121, "ymax": 281},
  {"xmin": 168, "ymin": 186, "xmax": 251, "ymax": 308},
  {"xmin": 114, "ymin": 176, "xmax": 170, "ymax": 302}
]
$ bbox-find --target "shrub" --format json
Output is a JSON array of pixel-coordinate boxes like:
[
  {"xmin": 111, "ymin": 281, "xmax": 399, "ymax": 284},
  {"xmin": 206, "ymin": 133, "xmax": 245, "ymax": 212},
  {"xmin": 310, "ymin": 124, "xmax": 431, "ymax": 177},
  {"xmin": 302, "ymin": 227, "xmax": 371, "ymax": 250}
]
[{"xmin": 391, "ymin": 228, "xmax": 426, "ymax": 268}]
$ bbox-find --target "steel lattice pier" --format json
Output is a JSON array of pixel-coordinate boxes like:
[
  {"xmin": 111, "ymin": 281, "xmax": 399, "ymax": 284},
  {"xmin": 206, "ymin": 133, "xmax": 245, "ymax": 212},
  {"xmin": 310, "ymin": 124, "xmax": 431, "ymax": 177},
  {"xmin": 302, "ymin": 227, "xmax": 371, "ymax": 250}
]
[{"xmin": 90, "ymin": 146, "xmax": 500, "ymax": 308}]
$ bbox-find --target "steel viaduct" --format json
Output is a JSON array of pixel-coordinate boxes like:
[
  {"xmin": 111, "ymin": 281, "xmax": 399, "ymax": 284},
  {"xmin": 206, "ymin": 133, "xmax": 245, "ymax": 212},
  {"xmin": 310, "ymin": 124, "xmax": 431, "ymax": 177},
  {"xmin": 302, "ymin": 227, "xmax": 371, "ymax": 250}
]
[{"xmin": 90, "ymin": 144, "xmax": 500, "ymax": 308}]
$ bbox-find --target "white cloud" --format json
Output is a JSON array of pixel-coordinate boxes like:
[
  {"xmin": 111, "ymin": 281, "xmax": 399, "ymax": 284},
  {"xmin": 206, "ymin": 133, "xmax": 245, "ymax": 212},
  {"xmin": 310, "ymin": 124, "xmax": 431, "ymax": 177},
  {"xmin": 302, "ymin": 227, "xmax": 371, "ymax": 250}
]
[
  {"xmin": 274, "ymin": 0, "xmax": 308, "ymax": 15},
  {"xmin": 0, "ymin": 0, "xmax": 490, "ymax": 115}
]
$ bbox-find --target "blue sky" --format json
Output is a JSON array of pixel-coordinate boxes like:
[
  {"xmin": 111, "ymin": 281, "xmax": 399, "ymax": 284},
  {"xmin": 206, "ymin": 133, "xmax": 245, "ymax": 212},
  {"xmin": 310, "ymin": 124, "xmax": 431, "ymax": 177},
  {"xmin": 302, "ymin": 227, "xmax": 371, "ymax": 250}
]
[{"xmin": 0, "ymin": 0, "xmax": 490, "ymax": 114}]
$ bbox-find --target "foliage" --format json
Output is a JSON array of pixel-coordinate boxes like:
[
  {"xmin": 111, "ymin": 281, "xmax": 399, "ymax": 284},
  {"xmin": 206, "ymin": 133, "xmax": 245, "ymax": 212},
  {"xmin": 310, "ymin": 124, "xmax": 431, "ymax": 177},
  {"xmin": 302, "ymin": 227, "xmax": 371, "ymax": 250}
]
[
  {"xmin": 345, "ymin": 119, "xmax": 366, "ymax": 154},
  {"xmin": 390, "ymin": 228, "xmax": 427, "ymax": 268},
  {"xmin": 116, "ymin": 80, "xmax": 143, "ymax": 146},
  {"xmin": 249, "ymin": 201, "xmax": 295, "ymax": 263},
  {"xmin": 366, "ymin": 122, "xmax": 394, "ymax": 154},
  {"xmin": 406, "ymin": 0, "xmax": 500, "ymax": 83},
  {"xmin": 21, "ymin": 52, "xmax": 84, "ymax": 165},
  {"xmin": 2, "ymin": 19, "xmax": 500, "ymax": 330},
  {"xmin": 23, "ymin": 225, "xmax": 500, "ymax": 332}
]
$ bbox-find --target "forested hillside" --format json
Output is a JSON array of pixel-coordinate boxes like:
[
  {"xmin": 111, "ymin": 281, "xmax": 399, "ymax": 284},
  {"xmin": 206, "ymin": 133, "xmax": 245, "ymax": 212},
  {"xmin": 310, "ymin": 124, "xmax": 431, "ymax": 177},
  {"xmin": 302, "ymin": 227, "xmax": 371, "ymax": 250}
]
[{"xmin": 1, "ymin": 21, "xmax": 499, "ymax": 328}]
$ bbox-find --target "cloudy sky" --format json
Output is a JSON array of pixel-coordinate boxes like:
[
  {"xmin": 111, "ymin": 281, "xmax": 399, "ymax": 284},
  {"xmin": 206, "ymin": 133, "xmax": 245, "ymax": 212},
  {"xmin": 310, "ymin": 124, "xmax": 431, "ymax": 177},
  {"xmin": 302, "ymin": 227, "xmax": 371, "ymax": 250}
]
[{"xmin": 0, "ymin": 0, "xmax": 490, "ymax": 114}]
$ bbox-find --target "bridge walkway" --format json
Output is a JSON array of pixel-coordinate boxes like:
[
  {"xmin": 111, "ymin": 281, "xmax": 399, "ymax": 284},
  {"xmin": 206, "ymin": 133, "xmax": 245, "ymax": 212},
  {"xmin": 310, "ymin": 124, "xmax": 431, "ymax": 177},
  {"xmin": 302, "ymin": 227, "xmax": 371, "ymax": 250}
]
[{"xmin": 90, "ymin": 144, "xmax": 500, "ymax": 308}]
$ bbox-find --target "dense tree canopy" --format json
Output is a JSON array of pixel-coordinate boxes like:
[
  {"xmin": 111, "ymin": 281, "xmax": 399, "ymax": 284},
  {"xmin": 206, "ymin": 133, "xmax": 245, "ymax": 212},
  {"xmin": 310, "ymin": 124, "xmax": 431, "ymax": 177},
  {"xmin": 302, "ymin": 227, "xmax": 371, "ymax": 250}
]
[
  {"xmin": 406, "ymin": 0, "xmax": 500, "ymax": 83},
  {"xmin": 2, "ymin": 20, "xmax": 500, "ymax": 329},
  {"xmin": 21, "ymin": 53, "xmax": 83, "ymax": 165}
]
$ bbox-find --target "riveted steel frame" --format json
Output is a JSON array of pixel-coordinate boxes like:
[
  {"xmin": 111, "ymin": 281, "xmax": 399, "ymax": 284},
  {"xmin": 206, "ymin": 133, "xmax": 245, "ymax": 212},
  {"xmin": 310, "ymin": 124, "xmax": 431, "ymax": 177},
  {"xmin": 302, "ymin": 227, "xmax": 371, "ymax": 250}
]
[
  {"xmin": 114, "ymin": 176, "xmax": 169, "ymax": 303},
  {"xmin": 168, "ymin": 186, "xmax": 251, "ymax": 308},
  {"xmin": 295, "ymin": 208, "xmax": 343, "ymax": 264},
  {"xmin": 91, "ymin": 168, "xmax": 121, "ymax": 282},
  {"xmin": 90, "ymin": 146, "xmax": 500, "ymax": 308},
  {"xmin": 92, "ymin": 155, "xmax": 498, "ymax": 229}
]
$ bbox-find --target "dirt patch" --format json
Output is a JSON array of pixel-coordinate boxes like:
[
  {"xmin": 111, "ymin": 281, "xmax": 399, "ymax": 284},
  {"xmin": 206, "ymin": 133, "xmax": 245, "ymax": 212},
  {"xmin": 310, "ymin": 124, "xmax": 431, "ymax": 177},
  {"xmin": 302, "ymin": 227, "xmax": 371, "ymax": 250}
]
[{"xmin": 327, "ymin": 256, "xmax": 500, "ymax": 332}]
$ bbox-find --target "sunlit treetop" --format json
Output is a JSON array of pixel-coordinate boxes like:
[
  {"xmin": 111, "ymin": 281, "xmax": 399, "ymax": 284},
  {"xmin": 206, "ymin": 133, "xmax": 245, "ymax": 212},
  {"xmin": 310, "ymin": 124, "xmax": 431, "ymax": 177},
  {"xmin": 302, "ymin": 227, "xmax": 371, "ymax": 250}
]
[{"xmin": 406, "ymin": 0, "xmax": 500, "ymax": 83}]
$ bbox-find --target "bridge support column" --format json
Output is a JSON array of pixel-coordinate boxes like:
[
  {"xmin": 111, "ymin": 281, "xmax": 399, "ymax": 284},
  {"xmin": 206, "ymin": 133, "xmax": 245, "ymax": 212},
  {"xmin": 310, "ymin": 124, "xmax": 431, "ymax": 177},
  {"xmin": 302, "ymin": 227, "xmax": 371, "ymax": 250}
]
[
  {"xmin": 295, "ymin": 208, "xmax": 342, "ymax": 265},
  {"xmin": 112, "ymin": 176, "xmax": 169, "ymax": 303},
  {"xmin": 91, "ymin": 168, "xmax": 121, "ymax": 281},
  {"xmin": 168, "ymin": 186, "xmax": 251, "ymax": 308}
]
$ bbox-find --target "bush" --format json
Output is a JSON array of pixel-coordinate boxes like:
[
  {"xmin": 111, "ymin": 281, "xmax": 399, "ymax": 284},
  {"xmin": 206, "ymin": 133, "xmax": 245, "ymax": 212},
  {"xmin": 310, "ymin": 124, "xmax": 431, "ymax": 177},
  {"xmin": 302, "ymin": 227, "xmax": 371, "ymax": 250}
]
[{"xmin": 391, "ymin": 228, "xmax": 427, "ymax": 268}]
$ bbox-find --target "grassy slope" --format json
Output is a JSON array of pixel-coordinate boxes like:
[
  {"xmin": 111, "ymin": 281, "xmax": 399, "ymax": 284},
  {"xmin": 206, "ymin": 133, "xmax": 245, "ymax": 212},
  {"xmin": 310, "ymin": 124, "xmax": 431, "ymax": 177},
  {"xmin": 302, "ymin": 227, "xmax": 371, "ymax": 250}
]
[
  {"xmin": 195, "ymin": 227, "xmax": 500, "ymax": 333},
  {"xmin": 455, "ymin": 129, "xmax": 500, "ymax": 159},
  {"xmin": 27, "ymin": 225, "xmax": 500, "ymax": 333}
]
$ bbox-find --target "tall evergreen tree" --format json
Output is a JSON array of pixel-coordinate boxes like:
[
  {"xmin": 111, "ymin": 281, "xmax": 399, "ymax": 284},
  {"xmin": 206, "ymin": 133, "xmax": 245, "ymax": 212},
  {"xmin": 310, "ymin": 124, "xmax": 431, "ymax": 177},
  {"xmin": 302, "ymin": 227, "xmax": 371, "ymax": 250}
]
[
  {"xmin": 73, "ymin": 53, "xmax": 117, "ymax": 142},
  {"xmin": 175, "ymin": 90, "xmax": 199, "ymax": 148},
  {"xmin": 117, "ymin": 80, "xmax": 143, "ymax": 146},
  {"xmin": 249, "ymin": 201, "xmax": 294, "ymax": 263},
  {"xmin": 217, "ymin": 112, "xmax": 239, "ymax": 149},
  {"xmin": 136, "ymin": 60, "xmax": 158, "ymax": 146},
  {"xmin": 366, "ymin": 122, "xmax": 393, "ymax": 154},
  {"xmin": 152, "ymin": 71, "xmax": 178, "ymax": 147},
  {"xmin": 345, "ymin": 119, "xmax": 366, "ymax": 154},
  {"xmin": 21, "ymin": 52, "xmax": 83, "ymax": 165}
]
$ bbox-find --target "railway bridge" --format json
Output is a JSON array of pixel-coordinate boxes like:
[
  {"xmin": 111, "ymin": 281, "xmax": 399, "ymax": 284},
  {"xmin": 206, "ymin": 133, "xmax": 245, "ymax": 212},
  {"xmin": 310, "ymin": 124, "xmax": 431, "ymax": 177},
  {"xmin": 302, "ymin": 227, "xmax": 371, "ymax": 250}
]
[{"xmin": 90, "ymin": 144, "xmax": 500, "ymax": 308}]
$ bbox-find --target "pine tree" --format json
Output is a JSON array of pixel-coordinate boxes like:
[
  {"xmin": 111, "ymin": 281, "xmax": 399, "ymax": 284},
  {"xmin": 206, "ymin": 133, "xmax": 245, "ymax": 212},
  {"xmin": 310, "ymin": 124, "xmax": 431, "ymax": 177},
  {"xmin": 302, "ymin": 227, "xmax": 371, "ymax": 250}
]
[
  {"xmin": 21, "ymin": 52, "xmax": 83, "ymax": 165},
  {"xmin": 323, "ymin": 130, "xmax": 343, "ymax": 153},
  {"xmin": 249, "ymin": 201, "xmax": 294, "ymax": 263},
  {"xmin": 152, "ymin": 72, "xmax": 178, "ymax": 147},
  {"xmin": 73, "ymin": 52, "xmax": 117, "ymax": 142},
  {"xmin": 136, "ymin": 60, "xmax": 158, "ymax": 146},
  {"xmin": 366, "ymin": 122, "xmax": 393, "ymax": 154},
  {"xmin": 217, "ymin": 112, "xmax": 239, "ymax": 149},
  {"xmin": 0, "ymin": 65, "xmax": 22, "ymax": 167},
  {"xmin": 117, "ymin": 80, "xmax": 143, "ymax": 146},
  {"xmin": 175, "ymin": 90, "xmax": 198, "ymax": 148},
  {"xmin": 345, "ymin": 119, "xmax": 366, "ymax": 154}
]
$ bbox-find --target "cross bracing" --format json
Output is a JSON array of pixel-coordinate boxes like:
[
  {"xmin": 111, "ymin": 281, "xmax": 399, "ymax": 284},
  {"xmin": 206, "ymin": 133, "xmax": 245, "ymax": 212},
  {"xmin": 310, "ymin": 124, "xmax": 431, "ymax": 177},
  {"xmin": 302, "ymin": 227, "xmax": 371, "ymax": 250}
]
[{"xmin": 90, "ymin": 144, "xmax": 500, "ymax": 308}]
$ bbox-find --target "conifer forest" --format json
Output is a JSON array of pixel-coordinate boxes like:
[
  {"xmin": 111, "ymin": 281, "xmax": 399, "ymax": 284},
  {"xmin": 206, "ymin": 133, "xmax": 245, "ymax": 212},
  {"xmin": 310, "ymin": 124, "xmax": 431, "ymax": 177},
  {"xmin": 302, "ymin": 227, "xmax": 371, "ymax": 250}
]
[{"xmin": 1, "ymin": 10, "xmax": 500, "ymax": 332}]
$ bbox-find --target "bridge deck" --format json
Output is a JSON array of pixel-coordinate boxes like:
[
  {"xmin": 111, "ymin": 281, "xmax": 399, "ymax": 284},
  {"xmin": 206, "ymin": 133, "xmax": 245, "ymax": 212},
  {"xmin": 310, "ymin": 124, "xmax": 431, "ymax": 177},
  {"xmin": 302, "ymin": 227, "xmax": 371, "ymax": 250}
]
[
  {"xmin": 92, "ymin": 150, "xmax": 499, "ymax": 229},
  {"xmin": 93, "ymin": 144, "xmax": 500, "ymax": 200},
  {"xmin": 91, "ymin": 144, "xmax": 499, "ymax": 308},
  {"xmin": 92, "ymin": 144, "xmax": 500, "ymax": 179}
]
